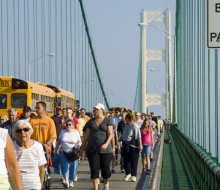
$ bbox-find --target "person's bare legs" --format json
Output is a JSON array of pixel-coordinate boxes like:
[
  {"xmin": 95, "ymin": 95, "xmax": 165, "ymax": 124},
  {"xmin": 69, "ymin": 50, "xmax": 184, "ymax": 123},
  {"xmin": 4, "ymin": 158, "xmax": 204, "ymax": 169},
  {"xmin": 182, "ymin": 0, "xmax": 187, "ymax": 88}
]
[
  {"xmin": 142, "ymin": 157, "xmax": 146, "ymax": 169},
  {"xmin": 103, "ymin": 178, "xmax": 109, "ymax": 185},
  {"xmin": 92, "ymin": 178, "xmax": 99, "ymax": 190},
  {"xmin": 146, "ymin": 156, "xmax": 150, "ymax": 170}
]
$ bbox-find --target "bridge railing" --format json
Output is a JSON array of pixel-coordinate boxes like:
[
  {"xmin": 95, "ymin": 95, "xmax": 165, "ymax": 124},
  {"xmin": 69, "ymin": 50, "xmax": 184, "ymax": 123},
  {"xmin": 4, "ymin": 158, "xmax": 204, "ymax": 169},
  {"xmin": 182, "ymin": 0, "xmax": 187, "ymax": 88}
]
[{"xmin": 171, "ymin": 124, "xmax": 220, "ymax": 190}]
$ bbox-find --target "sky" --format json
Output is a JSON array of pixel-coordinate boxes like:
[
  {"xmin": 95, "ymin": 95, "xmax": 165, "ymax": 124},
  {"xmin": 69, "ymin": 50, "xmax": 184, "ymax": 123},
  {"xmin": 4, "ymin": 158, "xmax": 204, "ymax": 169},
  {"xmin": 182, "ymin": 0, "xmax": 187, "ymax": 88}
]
[{"xmin": 83, "ymin": 0, "xmax": 176, "ymax": 117}]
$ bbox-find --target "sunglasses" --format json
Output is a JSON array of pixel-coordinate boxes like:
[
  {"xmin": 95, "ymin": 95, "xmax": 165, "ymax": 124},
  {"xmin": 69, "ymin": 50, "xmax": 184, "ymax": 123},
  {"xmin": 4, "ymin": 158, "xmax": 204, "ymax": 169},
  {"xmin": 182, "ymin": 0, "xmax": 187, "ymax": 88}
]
[
  {"xmin": 66, "ymin": 123, "xmax": 72, "ymax": 126},
  {"xmin": 15, "ymin": 128, "xmax": 30, "ymax": 133}
]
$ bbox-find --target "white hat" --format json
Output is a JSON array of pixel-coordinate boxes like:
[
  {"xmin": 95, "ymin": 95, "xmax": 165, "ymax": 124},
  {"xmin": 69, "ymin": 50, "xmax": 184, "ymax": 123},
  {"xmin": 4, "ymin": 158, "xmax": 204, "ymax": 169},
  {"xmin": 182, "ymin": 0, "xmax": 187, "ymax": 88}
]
[
  {"xmin": 135, "ymin": 112, "xmax": 141, "ymax": 116},
  {"xmin": 94, "ymin": 103, "xmax": 105, "ymax": 111}
]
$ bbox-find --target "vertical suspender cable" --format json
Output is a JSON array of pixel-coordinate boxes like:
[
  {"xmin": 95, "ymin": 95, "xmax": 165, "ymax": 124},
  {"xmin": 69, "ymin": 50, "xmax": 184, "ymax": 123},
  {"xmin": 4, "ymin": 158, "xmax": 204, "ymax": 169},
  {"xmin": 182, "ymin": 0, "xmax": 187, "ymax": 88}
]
[
  {"xmin": 13, "ymin": 0, "xmax": 16, "ymax": 76},
  {"xmin": 41, "ymin": 0, "xmax": 44, "ymax": 82},
  {"xmin": 60, "ymin": 0, "xmax": 63, "ymax": 87},
  {"xmin": 0, "ymin": 0, "xmax": 3, "ymax": 75},
  {"xmin": 49, "ymin": 0, "xmax": 52, "ymax": 84},
  {"xmin": 70, "ymin": 0, "xmax": 73, "ymax": 92},
  {"xmin": 65, "ymin": 0, "xmax": 68, "ymax": 89},
  {"xmin": 43, "ymin": 0, "xmax": 46, "ymax": 82},
  {"xmin": 35, "ymin": 0, "xmax": 38, "ymax": 82},
  {"xmin": 24, "ymin": 0, "xmax": 26, "ymax": 80},
  {"xmin": 78, "ymin": 0, "xmax": 110, "ymax": 109},
  {"xmin": 78, "ymin": 3, "xmax": 81, "ymax": 103},
  {"xmin": 74, "ymin": 0, "xmax": 77, "ymax": 95},
  {"xmin": 55, "ymin": 0, "xmax": 58, "ymax": 86},
  {"xmin": 27, "ymin": 0, "xmax": 29, "ymax": 81},
  {"xmin": 33, "ymin": 1, "xmax": 35, "ymax": 82},
  {"xmin": 81, "ymin": 13, "xmax": 84, "ymax": 107},
  {"xmin": 6, "ymin": 0, "xmax": 9, "ymax": 75},
  {"xmin": 18, "ymin": 0, "xmax": 20, "ymax": 78}
]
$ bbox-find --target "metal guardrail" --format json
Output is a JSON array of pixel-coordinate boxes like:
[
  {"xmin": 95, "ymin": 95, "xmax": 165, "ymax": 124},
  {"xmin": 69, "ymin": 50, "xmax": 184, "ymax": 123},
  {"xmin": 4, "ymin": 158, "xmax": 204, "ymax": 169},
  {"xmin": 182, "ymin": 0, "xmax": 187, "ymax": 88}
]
[
  {"xmin": 150, "ymin": 131, "xmax": 164, "ymax": 190},
  {"xmin": 171, "ymin": 124, "xmax": 220, "ymax": 190}
]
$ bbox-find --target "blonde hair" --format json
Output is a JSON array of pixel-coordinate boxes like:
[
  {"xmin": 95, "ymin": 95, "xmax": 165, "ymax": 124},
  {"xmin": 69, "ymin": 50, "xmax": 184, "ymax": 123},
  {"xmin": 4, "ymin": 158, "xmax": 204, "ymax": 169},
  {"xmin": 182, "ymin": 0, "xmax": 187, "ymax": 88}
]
[
  {"xmin": 141, "ymin": 119, "xmax": 152, "ymax": 132},
  {"xmin": 0, "ymin": 114, "xmax": 8, "ymax": 121}
]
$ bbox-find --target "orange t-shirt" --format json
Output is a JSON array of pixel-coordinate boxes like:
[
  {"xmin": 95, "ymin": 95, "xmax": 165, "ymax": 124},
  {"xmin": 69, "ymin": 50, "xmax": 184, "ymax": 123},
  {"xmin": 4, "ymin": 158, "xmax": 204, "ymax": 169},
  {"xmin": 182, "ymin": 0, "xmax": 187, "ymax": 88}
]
[{"xmin": 29, "ymin": 116, "xmax": 57, "ymax": 144}]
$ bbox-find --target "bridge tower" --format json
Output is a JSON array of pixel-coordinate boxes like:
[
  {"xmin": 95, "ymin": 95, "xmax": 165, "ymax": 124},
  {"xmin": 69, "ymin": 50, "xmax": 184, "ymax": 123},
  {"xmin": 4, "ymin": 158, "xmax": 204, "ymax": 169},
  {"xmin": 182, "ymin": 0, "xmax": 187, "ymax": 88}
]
[{"xmin": 135, "ymin": 8, "xmax": 172, "ymax": 120}]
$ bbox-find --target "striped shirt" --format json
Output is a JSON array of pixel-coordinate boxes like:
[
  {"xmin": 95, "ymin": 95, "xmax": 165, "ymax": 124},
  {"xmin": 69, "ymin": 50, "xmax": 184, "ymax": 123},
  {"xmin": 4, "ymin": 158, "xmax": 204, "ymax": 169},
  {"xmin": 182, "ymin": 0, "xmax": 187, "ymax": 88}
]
[{"xmin": 13, "ymin": 140, "xmax": 47, "ymax": 190}]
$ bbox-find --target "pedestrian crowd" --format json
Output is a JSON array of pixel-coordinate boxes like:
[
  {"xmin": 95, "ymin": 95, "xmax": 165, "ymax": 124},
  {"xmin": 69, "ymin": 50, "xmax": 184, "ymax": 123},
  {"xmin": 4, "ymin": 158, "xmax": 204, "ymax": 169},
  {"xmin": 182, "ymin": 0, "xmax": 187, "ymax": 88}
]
[{"xmin": 0, "ymin": 102, "xmax": 167, "ymax": 190}]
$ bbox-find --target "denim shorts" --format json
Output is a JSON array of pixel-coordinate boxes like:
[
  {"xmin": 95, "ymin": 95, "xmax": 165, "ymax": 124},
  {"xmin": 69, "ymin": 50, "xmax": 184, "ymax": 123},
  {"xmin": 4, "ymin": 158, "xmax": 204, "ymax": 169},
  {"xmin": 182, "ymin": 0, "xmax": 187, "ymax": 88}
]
[{"xmin": 141, "ymin": 144, "xmax": 152, "ymax": 157}]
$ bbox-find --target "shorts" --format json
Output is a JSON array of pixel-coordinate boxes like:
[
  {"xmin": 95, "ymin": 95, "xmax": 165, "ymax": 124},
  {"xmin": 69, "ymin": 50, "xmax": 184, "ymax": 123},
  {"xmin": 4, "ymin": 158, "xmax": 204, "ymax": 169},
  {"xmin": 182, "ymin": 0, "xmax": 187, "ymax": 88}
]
[{"xmin": 141, "ymin": 144, "xmax": 152, "ymax": 157}]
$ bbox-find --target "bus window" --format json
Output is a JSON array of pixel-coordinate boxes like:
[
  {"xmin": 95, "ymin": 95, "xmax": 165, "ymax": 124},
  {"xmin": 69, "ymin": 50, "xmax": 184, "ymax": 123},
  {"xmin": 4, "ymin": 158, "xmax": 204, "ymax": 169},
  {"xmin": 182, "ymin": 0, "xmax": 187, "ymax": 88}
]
[
  {"xmin": 11, "ymin": 94, "xmax": 27, "ymax": 108},
  {"xmin": 0, "ymin": 94, "xmax": 7, "ymax": 109},
  {"xmin": 57, "ymin": 97, "xmax": 61, "ymax": 107}
]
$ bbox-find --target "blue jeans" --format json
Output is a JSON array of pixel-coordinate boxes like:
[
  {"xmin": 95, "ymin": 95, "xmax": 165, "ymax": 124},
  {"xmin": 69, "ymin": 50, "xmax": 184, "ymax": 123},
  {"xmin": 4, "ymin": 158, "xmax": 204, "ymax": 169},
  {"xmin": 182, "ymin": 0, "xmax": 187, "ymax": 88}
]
[
  {"xmin": 58, "ymin": 152, "xmax": 78, "ymax": 181},
  {"xmin": 141, "ymin": 144, "xmax": 152, "ymax": 157}
]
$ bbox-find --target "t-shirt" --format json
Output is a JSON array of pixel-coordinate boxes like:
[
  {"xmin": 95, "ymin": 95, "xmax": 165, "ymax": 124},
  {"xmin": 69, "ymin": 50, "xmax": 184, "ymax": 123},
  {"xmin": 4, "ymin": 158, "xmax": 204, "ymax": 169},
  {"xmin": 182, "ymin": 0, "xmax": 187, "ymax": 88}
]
[
  {"xmin": 59, "ymin": 129, "xmax": 81, "ymax": 153},
  {"xmin": 134, "ymin": 119, "xmax": 143, "ymax": 128},
  {"xmin": 117, "ymin": 121, "xmax": 126, "ymax": 134},
  {"xmin": 111, "ymin": 116, "xmax": 121, "ymax": 128},
  {"xmin": 140, "ymin": 129, "xmax": 153, "ymax": 145},
  {"xmin": 158, "ymin": 119, "xmax": 163, "ymax": 131},
  {"xmin": 81, "ymin": 115, "xmax": 90, "ymax": 123},
  {"xmin": 13, "ymin": 140, "xmax": 47, "ymax": 190},
  {"xmin": 29, "ymin": 116, "xmax": 57, "ymax": 144},
  {"xmin": 86, "ymin": 117, "xmax": 113, "ymax": 153},
  {"xmin": 121, "ymin": 123, "xmax": 141, "ymax": 143},
  {"xmin": 0, "ymin": 128, "xmax": 8, "ymax": 175},
  {"xmin": 76, "ymin": 118, "xmax": 86, "ymax": 137}
]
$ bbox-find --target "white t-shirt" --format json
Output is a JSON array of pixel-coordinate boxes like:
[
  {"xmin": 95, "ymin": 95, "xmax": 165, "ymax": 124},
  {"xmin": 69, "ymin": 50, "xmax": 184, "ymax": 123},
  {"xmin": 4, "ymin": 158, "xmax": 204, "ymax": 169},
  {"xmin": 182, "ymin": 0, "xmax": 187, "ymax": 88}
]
[
  {"xmin": 111, "ymin": 116, "xmax": 121, "ymax": 129},
  {"xmin": 135, "ymin": 119, "xmax": 143, "ymax": 128},
  {"xmin": 59, "ymin": 129, "xmax": 81, "ymax": 153},
  {"xmin": 13, "ymin": 140, "xmax": 47, "ymax": 190},
  {"xmin": 0, "ymin": 128, "xmax": 8, "ymax": 175}
]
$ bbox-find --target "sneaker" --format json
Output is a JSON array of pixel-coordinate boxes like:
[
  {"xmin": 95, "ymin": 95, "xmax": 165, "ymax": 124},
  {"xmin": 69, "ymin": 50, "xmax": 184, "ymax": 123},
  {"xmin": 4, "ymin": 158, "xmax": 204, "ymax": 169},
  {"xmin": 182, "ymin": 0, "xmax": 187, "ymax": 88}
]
[
  {"xmin": 61, "ymin": 177, "xmax": 66, "ymax": 184},
  {"xmin": 84, "ymin": 156, "xmax": 88, "ymax": 160},
  {"xmin": 103, "ymin": 183, "xmax": 109, "ymax": 190},
  {"xmin": 111, "ymin": 169, "xmax": 115, "ymax": 174},
  {"xmin": 146, "ymin": 169, "xmax": 151, "ymax": 174},
  {"xmin": 74, "ymin": 175, "xmax": 78, "ymax": 182},
  {"xmin": 131, "ymin": 176, "xmax": 136, "ymax": 182},
  {"xmin": 124, "ymin": 174, "xmax": 131, "ymax": 181},
  {"xmin": 121, "ymin": 169, "xmax": 125, "ymax": 173},
  {"xmin": 69, "ymin": 181, "xmax": 74, "ymax": 187},
  {"xmin": 63, "ymin": 180, "xmax": 69, "ymax": 188},
  {"xmin": 142, "ymin": 168, "xmax": 146, "ymax": 173}
]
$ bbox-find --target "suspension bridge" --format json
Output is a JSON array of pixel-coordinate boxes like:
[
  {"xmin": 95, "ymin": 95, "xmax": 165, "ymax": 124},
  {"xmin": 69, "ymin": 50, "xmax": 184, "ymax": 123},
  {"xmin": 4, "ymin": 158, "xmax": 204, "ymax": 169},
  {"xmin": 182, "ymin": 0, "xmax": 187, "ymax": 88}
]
[{"xmin": 0, "ymin": 0, "xmax": 220, "ymax": 189}]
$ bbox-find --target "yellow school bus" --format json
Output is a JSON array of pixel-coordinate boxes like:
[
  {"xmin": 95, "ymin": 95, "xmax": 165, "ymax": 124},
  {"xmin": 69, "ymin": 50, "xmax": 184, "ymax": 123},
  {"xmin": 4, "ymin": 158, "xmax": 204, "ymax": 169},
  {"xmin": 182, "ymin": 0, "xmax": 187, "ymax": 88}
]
[
  {"xmin": 37, "ymin": 83, "xmax": 75, "ymax": 112},
  {"xmin": 0, "ymin": 77, "xmax": 55, "ymax": 117}
]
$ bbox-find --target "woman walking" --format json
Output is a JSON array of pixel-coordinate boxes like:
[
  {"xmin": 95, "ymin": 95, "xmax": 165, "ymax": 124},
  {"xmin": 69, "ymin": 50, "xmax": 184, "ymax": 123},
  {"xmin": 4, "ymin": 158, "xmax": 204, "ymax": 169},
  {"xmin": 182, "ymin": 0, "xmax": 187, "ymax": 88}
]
[
  {"xmin": 119, "ymin": 113, "xmax": 142, "ymax": 182},
  {"xmin": 140, "ymin": 119, "xmax": 154, "ymax": 174},
  {"xmin": 54, "ymin": 119, "xmax": 81, "ymax": 188},
  {"xmin": 13, "ymin": 120, "xmax": 46, "ymax": 189},
  {"xmin": 80, "ymin": 103, "xmax": 113, "ymax": 190}
]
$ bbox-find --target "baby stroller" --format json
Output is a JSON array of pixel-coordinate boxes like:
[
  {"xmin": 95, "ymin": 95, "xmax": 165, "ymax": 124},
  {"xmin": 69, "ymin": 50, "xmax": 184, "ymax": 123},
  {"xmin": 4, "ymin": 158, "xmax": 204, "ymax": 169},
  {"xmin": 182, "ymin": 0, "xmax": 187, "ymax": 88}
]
[{"xmin": 41, "ymin": 144, "xmax": 52, "ymax": 190}]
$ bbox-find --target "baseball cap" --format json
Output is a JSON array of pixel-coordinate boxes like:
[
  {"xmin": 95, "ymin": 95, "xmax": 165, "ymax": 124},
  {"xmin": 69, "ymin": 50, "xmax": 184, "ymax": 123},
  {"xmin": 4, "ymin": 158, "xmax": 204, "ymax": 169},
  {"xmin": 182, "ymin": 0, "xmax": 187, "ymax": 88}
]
[
  {"xmin": 93, "ymin": 103, "xmax": 105, "ymax": 111},
  {"xmin": 135, "ymin": 112, "xmax": 141, "ymax": 116},
  {"xmin": 23, "ymin": 106, "xmax": 31, "ymax": 112}
]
